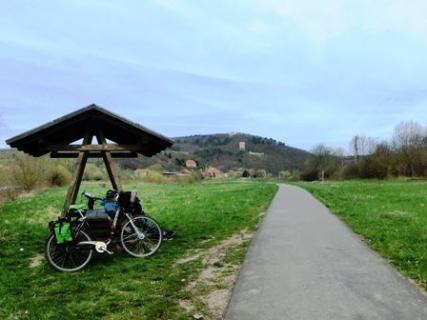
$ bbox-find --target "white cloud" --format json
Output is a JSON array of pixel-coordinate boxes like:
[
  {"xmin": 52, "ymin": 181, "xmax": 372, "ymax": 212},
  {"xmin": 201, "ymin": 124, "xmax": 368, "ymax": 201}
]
[
  {"xmin": 253, "ymin": 0, "xmax": 350, "ymax": 41},
  {"xmin": 252, "ymin": 0, "xmax": 427, "ymax": 42}
]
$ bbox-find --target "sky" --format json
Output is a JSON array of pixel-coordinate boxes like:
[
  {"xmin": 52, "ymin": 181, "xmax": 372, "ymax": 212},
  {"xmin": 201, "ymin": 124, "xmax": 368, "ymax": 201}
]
[{"xmin": 1, "ymin": 0, "xmax": 427, "ymax": 151}]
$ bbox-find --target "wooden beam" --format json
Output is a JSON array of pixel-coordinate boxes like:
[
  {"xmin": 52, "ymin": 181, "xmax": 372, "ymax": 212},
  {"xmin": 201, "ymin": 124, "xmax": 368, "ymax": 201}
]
[
  {"xmin": 96, "ymin": 130, "xmax": 122, "ymax": 192},
  {"xmin": 51, "ymin": 151, "xmax": 138, "ymax": 158},
  {"xmin": 48, "ymin": 144, "xmax": 141, "ymax": 152},
  {"xmin": 62, "ymin": 132, "xmax": 92, "ymax": 216}
]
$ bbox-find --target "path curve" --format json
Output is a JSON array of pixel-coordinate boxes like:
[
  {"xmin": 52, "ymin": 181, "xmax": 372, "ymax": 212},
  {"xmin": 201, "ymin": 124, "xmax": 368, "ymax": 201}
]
[{"xmin": 224, "ymin": 184, "xmax": 427, "ymax": 320}]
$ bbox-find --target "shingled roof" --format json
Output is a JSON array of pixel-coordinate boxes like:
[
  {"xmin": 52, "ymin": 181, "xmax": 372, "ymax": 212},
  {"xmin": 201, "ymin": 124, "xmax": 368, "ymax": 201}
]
[{"xmin": 6, "ymin": 104, "xmax": 173, "ymax": 157}]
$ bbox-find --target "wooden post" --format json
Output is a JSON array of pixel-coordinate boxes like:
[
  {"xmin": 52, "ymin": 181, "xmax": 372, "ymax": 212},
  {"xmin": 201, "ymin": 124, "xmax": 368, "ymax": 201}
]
[
  {"xmin": 96, "ymin": 130, "xmax": 122, "ymax": 192},
  {"xmin": 62, "ymin": 132, "xmax": 92, "ymax": 216}
]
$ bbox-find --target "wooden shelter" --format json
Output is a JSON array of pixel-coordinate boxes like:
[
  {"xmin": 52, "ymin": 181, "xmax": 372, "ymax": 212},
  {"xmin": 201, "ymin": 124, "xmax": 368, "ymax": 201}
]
[{"xmin": 6, "ymin": 104, "xmax": 173, "ymax": 215}]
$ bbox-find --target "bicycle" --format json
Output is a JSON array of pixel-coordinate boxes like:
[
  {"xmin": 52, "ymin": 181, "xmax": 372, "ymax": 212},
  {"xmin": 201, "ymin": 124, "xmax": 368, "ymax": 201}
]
[{"xmin": 45, "ymin": 190, "xmax": 163, "ymax": 272}]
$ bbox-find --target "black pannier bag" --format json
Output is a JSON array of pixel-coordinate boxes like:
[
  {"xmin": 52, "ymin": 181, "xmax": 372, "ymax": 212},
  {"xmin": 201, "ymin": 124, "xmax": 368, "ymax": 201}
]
[{"xmin": 119, "ymin": 191, "xmax": 143, "ymax": 216}]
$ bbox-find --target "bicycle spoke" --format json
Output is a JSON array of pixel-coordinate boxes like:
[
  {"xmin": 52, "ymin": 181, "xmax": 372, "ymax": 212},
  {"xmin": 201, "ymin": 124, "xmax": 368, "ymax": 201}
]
[
  {"xmin": 46, "ymin": 230, "xmax": 93, "ymax": 272},
  {"xmin": 121, "ymin": 217, "xmax": 162, "ymax": 257},
  {"xmin": 61, "ymin": 253, "xmax": 68, "ymax": 268},
  {"xmin": 123, "ymin": 233, "xmax": 138, "ymax": 241},
  {"xmin": 69, "ymin": 253, "xmax": 77, "ymax": 268},
  {"xmin": 53, "ymin": 253, "xmax": 65, "ymax": 265}
]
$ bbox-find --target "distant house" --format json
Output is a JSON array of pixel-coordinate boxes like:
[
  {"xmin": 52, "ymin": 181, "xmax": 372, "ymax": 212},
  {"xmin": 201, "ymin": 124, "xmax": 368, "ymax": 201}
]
[
  {"xmin": 185, "ymin": 159, "xmax": 197, "ymax": 169},
  {"xmin": 202, "ymin": 166, "xmax": 224, "ymax": 178}
]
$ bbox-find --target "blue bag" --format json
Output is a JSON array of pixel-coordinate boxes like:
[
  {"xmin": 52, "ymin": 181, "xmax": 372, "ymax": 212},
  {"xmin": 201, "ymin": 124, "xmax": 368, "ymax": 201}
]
[{"xmin": 102, "ymin": 199, "xmax": 118, "ymax": 217}]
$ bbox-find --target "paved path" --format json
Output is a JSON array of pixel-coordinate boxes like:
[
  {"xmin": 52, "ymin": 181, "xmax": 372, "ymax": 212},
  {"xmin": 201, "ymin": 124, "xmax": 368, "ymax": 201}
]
[{"xmin": 224, "ymin": 184, "xmax": 427, "ymax": 320}]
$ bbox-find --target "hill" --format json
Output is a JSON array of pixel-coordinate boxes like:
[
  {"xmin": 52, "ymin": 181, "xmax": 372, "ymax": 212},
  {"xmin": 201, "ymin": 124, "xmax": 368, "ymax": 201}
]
[
  {"xmin": 122, "ymin": 133, "xmax": 310, "ymax": 175},
  {"xmin": 1, "ymin": 133, "xmax": 311, "ymax": 176}
]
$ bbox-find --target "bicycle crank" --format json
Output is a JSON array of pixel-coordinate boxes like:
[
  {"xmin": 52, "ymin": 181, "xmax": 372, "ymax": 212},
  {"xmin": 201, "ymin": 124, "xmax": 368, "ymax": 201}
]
[{"xmin": 79, "ymin": 241, "xmax": 113, "ymax": 255}]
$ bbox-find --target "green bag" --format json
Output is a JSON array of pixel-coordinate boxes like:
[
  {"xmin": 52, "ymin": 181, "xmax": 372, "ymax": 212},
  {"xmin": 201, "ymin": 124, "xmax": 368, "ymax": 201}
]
[{"xmin": 52, "ymin": 220, "xmax": 73, "ymax": 244}]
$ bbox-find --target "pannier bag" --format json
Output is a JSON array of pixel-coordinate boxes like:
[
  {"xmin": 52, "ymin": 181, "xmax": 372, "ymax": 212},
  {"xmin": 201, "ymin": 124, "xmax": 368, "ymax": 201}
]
[
  {"xmin": 49, "ymin": 218, "xmax": 73, "ymax": 244},
  {"xmin": 102, "ymin": 199, "xmax": 118, "ymax": 217},
  {"xmin": 119, "ymin": 191, "xmax": 143, "ymax": 215}
]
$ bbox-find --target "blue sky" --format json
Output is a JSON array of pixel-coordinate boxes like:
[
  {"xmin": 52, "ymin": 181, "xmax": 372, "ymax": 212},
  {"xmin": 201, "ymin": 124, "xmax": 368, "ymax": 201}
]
[{"xmin": 1, "ymin": 0, "xmax": 427, "ymax": 151}]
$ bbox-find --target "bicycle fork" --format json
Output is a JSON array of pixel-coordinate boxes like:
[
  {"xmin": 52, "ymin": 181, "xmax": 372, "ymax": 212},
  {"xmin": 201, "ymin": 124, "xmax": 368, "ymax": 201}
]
[{"xmin": 125, "ymin": 213, "xmax": 145, "ymax": 240}]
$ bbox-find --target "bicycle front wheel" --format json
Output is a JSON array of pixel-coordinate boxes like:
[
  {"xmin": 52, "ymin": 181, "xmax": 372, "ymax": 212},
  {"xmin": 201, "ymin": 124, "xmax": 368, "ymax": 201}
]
[
  {"xmin": 45, "ymin": 230, "xmax": 93, "ymax": 272},
  {"xmin": 120, "ymin": 216, "xmax": 162, "ymax": 257}
]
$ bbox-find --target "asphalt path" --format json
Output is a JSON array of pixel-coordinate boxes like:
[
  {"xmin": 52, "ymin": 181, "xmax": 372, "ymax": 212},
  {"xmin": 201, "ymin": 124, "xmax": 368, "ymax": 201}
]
[{"xmin": 224, "ymin": 184, "xmax": 427, "ymax": 320}]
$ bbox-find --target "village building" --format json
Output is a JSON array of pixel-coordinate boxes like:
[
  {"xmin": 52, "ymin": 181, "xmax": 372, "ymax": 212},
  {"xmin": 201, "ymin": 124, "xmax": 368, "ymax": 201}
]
[
  {"xmin": 239, "ymin": 141, "xmax": 246, "ymax": 151},
  {"xmin": 202, "ymin": 166, "xmax": 224, "ymax": 178},
  {"xmin": 185, "ymin": 159, "xmax": 197, "ymax": 169}
]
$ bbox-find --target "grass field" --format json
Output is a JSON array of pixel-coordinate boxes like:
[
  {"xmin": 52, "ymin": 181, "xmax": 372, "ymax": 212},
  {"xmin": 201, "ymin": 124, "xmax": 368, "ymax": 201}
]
[
  {"xmin": 296, "ymin": 179, "xmax": 427, "ymax": 290},
  {"xmin": 0, "ymin": 181, "xmax": 277, "ymax": 320}
]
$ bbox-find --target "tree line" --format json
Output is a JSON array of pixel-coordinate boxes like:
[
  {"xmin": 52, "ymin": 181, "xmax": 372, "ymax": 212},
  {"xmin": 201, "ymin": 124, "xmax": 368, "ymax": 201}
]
[{"xmin": 302, "ymin": 121, "xmax": 427, "ymax": 180}]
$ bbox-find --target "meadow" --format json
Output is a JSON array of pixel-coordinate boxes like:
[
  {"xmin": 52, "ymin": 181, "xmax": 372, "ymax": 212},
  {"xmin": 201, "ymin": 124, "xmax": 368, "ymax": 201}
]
[
  {"xmin": 0, "ymin": 181, "xmax": 277, "ymax": 320},
  {"xmin": 296, "ymin": 179, "xmax": 427, "ymax": 290},
  {"xmin": 2, "ymin": 178, "xmax": 427, "ymax": 319}
]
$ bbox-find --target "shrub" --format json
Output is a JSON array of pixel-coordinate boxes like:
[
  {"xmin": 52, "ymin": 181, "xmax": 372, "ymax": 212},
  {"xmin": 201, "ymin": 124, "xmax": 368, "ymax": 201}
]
[
  {"xmin": 256, "ymin": 169, "xmax": 268, "ymax": 178},
  {"xmin": 342, "ymin": 162, "xmax": 359, "ymax": 179},
  {"xmin": 173, "ymin": 171, "xmax": 202, "ymax": 184},
  {"xmin": 147, "ymin": 163, "xmax": 164, "ymax": 172},
  {"xmin": 242, "ymin": 169, "xmax": 250, "ymax": 178},
  {"xmin": 83, "ymin": 163, "xmax": 105, "ymax": 181},
  {"xmin": 0, "ymin": 164, "xmax": 13, "ymax": 187},
  {"xmin": 300, "ymin": 169, "xmax": 318, "ymax": 181},
  {"xmin": 0, "ymin": 165, "xmax": 19, "ymax": 201},
  {"xmin": 227, "ymin": 170, "xmax": 241, "ymax": 178},
  {"xmin": 279, "ymin": 170, "xmax": 300, "ymax": 181},
  {"xmin": 134, "ymin": 168, "xmax": 148, "ymax": 178},
  {"xmin": 142, "ymin": 170, "xmax": 167, "ymax": 183},
  {"xmin": 248, "ymin": 168, "xmax": 257, "ymax": 178},
  {"xmin": 279, "ymin": 170, "xmax": 292, "ymax": 179},
  {"xmin": 48, "ymin": 165, "xmax": 72, "ymax": 186},
  {"xmin": 116, "ymin": 168, "xmax": 134, "ymax": 184},
  {"xmin": 11, "ymin": 153, "xmax": 47, "ymax": 191}
]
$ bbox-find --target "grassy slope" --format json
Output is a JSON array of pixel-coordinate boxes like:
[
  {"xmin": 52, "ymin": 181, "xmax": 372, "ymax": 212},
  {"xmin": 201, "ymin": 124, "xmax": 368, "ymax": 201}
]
[
  {"xmin": 0, "ymin": 181, "xmax": 277, "ymax": 320},
  {"xmin": 296, "ymin": 180, "xmax": 427, "ymax": 290}
]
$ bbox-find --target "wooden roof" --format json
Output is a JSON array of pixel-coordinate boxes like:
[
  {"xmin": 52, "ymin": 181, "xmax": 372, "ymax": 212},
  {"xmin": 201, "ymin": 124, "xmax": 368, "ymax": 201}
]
[{"xmin": 6, "ymin": 104, "xmax": 173, "ymax": 157}]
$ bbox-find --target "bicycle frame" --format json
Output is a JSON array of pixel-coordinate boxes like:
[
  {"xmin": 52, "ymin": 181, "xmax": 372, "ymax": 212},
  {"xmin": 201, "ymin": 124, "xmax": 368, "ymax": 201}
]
[
  {"xmin": 45, "ymin": 191, "xmax": 163, "ymax": 272},
  {"xmin": 70, "ymin": 203, "xmax": 145, "ymax": 254}
]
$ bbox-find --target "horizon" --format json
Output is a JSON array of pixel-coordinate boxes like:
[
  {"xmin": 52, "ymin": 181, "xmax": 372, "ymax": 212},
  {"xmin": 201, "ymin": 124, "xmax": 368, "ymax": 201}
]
[{"xmin": 1, "ymin": 1, "xmax": 427, "ymax": 151}]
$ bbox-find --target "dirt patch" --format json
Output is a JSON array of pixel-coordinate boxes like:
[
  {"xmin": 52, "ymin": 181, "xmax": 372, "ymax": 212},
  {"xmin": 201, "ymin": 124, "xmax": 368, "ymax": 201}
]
[
  {"xmin": 178, "ymin": 299, "xmax": 195, "ymax": 312},
  {"xmin": 177, "ymin": 229, "xmax": 254, "ymax": 319},
  {"xmin": 176, "ymin": 251, "xmax": 202, "ymax": 265},
  {"xmin": 29, "ymin": 253, "xmax": 44, "ymax": 268},
  {"xmin": 176, "ymin": 229, "xmax": 252, "ymax": 266},
  {"xmin": 205, "ymin": 289, "xmax": 231, "ymax": 319}
]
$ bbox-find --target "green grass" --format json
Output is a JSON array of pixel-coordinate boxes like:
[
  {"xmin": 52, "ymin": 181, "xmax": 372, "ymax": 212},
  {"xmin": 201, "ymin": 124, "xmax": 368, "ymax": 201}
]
[
  {"xmin": 0, "ymin": 181, "xmax": 277, "ymax": 320},
  {"xmin": 295, "ymin": 179, "xmax": 427, "ymax": 290}
]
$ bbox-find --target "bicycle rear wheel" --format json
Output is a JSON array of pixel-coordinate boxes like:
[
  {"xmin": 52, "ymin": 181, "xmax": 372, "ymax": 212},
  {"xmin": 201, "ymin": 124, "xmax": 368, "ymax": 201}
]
[
  {"xmin": 120, "ymin": 216, "xmax": 162, "ymax": 257},
  {"xmin": 45, "ymin": 230, "xmax": 93, "ymax": 272}
]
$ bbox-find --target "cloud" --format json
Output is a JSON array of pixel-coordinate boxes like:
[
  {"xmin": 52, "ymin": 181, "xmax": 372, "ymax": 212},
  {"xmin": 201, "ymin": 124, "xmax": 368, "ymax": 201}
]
[
  {"xmin": 252, "ymin": 0, "xmax": 427, "ymax": 43},
  {"xmin": 1, "ymin": 0, "xmax": 427, "ymax": 150},
  {"xmin": 252, "ymin": 0, "xmax": 350, "ymax": 41}
]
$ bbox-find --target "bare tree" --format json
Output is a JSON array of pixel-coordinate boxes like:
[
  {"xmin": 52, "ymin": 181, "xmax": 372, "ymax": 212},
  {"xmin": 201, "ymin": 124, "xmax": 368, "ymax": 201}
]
[
  {"xmin": 392, "ymin": 121, "xmax": 425, "ymax": 149},
  {"xmin": 392, "ymin": 121, "xmax": 427, "ymax": 176},
  {"xmin": 350, "ymin": 135, "xmax": 377, "ymax": 161},
  {"xmin": 305, "ymin": 144, "xmax": 342, "ymax": 180}
]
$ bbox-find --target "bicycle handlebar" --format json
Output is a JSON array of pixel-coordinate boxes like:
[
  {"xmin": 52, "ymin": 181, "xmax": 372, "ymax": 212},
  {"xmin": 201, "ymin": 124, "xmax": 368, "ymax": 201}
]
[{"xmin": 81, "ymin": 191, "xmax": 102, "ymax": 201}]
